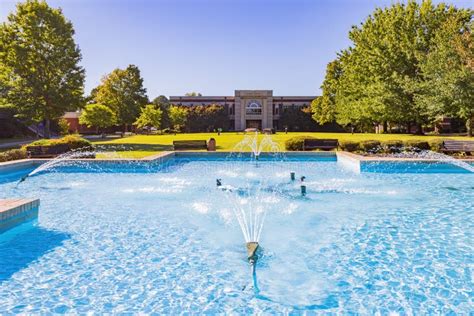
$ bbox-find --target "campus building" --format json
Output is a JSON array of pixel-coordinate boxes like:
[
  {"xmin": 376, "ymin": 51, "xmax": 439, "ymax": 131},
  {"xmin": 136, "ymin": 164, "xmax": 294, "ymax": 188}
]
[{"xmin": 170, "ymin": 90, "xmax": 316, "ymax": 131}]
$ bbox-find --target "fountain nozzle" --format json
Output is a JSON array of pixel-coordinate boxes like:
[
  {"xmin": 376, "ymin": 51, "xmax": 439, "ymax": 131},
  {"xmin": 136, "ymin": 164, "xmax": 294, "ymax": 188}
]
[
  {"xmin": 301, "ymin": 185, "xmax": 307, "ymax": 196},
  {"xmin": 246, "ymin": 242, "xmax": 259, "ymax": 264},
  {"xmin": 17, "ymin": 175, "xmax": 28, "ymax": 185}
]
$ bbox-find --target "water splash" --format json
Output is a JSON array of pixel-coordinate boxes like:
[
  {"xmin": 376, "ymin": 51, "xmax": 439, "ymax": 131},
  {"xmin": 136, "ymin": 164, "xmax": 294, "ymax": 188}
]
[
  {"xmin": 231, "ymin": 131, "xmax": 283, "ymax": 160},
  {"xmin": 392, "ymin": 150, "xmax": 474, "ymax": 173},
  {"xmin": 223, "ymin": 183, "xmax": 271, "ymax": 243},
  {"xmin": 16, "ymin": 147, "xmax": 124, "ymax": 186}
]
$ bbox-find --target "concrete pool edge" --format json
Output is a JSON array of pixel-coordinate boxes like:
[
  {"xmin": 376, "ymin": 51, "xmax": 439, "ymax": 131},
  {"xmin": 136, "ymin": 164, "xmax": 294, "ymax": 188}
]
[
  {"xmin": 0, "ymin": 151, "xmax": 472, "ymax": 174},
  {"xmin": 0, "ymin": 198, "xmax": 40, "ymax": 233}
]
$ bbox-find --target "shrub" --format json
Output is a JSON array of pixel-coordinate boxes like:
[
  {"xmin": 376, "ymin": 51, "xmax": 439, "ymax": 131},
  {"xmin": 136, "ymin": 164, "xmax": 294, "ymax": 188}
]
[
  {"xmin": 25, "ymin": 135, "xmax": 93, "ymax": 151},
  {"xmin": 58, "ymin": 118, "xmax": 70, "ymax": 136},
  {"xmin": 59, "ymin": 135, "xmax": 92, "ymax": 150},
  {"xmin": 428, "ymin": 139, "xmax": 446, "ymax": 152},
  {"xmin": 339, "ymin": 140, "xmax": 359, "ymax": 152},
  {"xmin": 359, "ymin": 140, "xmax": 381, "ymax": 153},
  {"xmin": 403, "ymin": 140, "xmax": 430, "ymax": 151},
  {"xmin": 285, "ymin": 136, "xmax": 315, "ymax": 151},
  {"xmin": 381, "ymin": 140, "xmax": 403, "ymax": 153},
  {"xmin": 0, "ymin": 148, "xmax": 27, "ymax": 162}
]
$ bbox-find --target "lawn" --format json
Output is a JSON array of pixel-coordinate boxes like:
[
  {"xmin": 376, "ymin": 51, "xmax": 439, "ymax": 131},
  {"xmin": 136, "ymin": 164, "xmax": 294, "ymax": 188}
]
[{"xmin": 92, "ymin": 132, "xmax": 470, "ymax": 159}]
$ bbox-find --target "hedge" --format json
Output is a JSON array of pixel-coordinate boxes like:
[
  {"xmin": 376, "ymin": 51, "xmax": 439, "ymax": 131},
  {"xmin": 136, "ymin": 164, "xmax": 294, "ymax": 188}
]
[
  {"xmin": 338, "ymin": 140, "xmax": 359, "ymax": 152},
  {"xmin": 381, "ymin": 140, "xmax": 404, "ymax": 153},
  {"xmin": 403, "ymin": 140, "xmax": 430, "ymax": 151},
  {"xmin": 428, "ymin": 139, "xmax": 447, "ymax": 152},
  {"xmin": 25, "ymin": 135, "xmax": 93, "ymax": 151},
  {"xmin": 359, "ymin": 140, "xmax": 381, "ymax": 152},
  {"xmin": 0, "ymin": 149, "xmax": 27, "ymax": 162},
  {"xmin": 284, "ymin": 136, "xmax": 316, "ymax": 151}
]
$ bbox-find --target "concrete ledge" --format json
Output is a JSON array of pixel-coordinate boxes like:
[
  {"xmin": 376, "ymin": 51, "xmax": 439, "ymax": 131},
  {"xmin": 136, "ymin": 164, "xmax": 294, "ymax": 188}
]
[
  {"xmin": 0, "ymin": 151, "xmax": 472, "ymax": 175},
  {"xmin": 141, "ymin": 151, "xmax": 175, "ymax": 161},
  {"xmin": 0, "ymin": 159, "xmax": 44, "ymax": 172},
  {"xmin": 336, "ymin": 151, "xmax": 473, "ymax": 173},
  {"xmin": 0, "ymin": 198, "xmax": 40, "ymax": 233}
]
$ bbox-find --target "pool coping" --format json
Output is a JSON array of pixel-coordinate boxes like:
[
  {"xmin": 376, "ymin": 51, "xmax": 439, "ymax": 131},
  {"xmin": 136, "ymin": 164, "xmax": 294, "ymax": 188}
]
[
  {"xmin": 0, "ymin": 198, "xmax": 40, "ymax": 233},
  {"xmin": 0, "ymin": 151, "xmax": 472, "ymax": 173}
]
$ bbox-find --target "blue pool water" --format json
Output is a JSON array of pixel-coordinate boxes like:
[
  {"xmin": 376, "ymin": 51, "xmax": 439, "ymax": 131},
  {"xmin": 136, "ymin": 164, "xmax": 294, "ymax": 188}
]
[{"xmin": 0, "ymin": 156, "xmax": 473, "ymax": 313}]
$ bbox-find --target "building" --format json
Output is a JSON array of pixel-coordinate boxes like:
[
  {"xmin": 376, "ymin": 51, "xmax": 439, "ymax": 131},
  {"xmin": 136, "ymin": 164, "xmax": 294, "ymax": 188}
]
[
  {"xmin": 63, "ymin": 111, "xmax": 97, "ymax": 134},
  {"xmin": 170, "ymin": 90, "xmax": 316, "ymax": 130}
]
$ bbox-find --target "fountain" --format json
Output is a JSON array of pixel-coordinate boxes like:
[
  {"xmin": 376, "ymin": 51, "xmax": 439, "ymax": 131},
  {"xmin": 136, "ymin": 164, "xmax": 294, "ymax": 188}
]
[
  {"xmin": 231, "ymin": 131, "xmax": 283, "ymax": 160},
  {"xmin": 392, "ymin": 150, "xmax": 474, "ymax": 173},
  {"xmin": 16, "ymin": 147, "xmax": 124, "ymax": 186}
]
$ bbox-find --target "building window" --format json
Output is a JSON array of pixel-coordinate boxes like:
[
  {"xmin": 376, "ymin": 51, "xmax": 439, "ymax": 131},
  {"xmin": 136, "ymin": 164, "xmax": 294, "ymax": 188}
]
[
  {"xmin": 273, "ymin": 104, "xmax": 279, "ymax": 115},
  {"xmin": 246, "ymin": 100, "xmax": 262, "ymax": 115}
]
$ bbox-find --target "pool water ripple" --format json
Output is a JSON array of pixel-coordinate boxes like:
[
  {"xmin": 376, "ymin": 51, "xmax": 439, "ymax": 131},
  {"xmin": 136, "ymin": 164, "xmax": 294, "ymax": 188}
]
[{"xmin": 0, "ymin": 159, "xmax": 472, "ymax": 313}]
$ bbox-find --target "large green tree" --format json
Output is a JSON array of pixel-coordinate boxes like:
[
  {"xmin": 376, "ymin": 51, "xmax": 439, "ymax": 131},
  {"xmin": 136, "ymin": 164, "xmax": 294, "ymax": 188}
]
[
  {"xmin": 94, "ymin": 65, "xmax": 148, "ymax": 132},
  {"xmin": 152, "ymin": 95, "xmax": 171, "ymax": 129},
  {"xmin": 134, "ymin": 104, "xmax": 163, "ymax": 131},
  {"xmin": 315, "ymin": 1, "xmax": 472, "ymax": 134},
  {"xmin": 421, "ymin": 18, "xmax": 474, "ymax": 136},
  {"xmin": 185, "ymin": 92, "xmax": 202, "ymax": 96},
  {"xmin": 311, "ymin": 59, "xmax": 342, "ymax": 124},
  {"xmin": 79, "ymin": 103, "xmax": 117, "ymax": 137},
  {"xmin": 0, "ymin": 0, "xmax": 85, "ymax": 138},
  {"xmin": 169, "ymin": 105, "xmax": 188, "ymax": 132},
  {"xmin": 185, "ymin": 104, "xmax": 228, "ymax": 132}
]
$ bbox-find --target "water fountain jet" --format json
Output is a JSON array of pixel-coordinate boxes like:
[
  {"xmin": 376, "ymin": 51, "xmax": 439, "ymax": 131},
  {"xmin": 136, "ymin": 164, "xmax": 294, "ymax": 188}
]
[{"xmin": 246, "ymin": 241, "xmax": 259, "ymax": 263}]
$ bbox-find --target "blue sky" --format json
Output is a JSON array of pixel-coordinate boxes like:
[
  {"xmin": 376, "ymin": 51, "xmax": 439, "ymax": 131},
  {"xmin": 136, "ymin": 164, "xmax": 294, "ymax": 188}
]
[{"xmin": 1, "ymin": 0, "xmax": 472, "ymax": 98}]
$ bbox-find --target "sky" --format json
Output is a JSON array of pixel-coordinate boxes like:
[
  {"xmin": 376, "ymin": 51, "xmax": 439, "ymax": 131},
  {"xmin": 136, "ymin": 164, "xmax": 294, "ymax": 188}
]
[{"xmin": 1, "ymin": 0, "xmax": 472, "ymax": 99}]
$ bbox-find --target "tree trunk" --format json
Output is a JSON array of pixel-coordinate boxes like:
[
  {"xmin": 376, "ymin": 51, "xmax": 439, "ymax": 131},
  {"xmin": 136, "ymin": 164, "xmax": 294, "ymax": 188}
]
[
  {"xmin": 44, "ymin": 119, "xmax": 51, "ymax": 139},
  {"xmin": 467, "ymin": 116, "xmax": 473, "ymax": 137},
  {"xmin": 415, "ymin": 123, "xmax": 423, "ymax": 135},
  {"xmin": 406, "ymin": 122, "xmax": 411, "ymax": 134},
  {"xmin": 383, "ymin": 121, "xmax": 388, "ymax": 133}
]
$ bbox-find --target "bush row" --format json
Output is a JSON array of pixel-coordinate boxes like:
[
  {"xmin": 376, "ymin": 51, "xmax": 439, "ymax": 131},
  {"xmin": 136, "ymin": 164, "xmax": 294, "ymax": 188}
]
[
  {"xmin": 285, "ymin": 137, "xmax": 446, "ymax": 153},
  {"xmin": 0, "ymin": 148, "xmax": 27, "ymax": 162},
  {"xmin": 24, "ymin": 135, "xmax": 93, "ymax": 150},
  {"xmin": 339, "ymin": 139, "xmax": 437, "ymax": 153}
]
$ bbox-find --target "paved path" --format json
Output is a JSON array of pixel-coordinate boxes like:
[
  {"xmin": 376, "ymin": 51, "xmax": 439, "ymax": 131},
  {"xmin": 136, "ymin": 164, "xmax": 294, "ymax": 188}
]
[{"xmin": 0, "ymin": 139, "xmax": 34, "ymax": 149}]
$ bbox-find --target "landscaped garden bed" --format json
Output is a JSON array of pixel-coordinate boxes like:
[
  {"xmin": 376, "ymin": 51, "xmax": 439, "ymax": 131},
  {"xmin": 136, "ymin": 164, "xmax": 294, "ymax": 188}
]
[
  {"xmin": 24, "ymin": 135, "xmax": 94, "ymax": 158},
  {"xmin": 285, "ymin": 136, "xmax": 474, "ymax": 159}
]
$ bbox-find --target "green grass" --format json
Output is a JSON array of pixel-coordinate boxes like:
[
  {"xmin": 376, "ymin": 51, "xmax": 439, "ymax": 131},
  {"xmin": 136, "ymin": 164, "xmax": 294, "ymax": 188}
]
[{"xmin": 92, "ymin": 132, "xmax": 470, "ymax": 159}]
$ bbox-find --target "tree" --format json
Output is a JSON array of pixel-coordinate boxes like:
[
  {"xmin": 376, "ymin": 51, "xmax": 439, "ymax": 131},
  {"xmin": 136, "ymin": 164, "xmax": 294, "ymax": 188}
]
[
  {"xmin": 94, "ymin": 65, "xmax": 148, "ymax": 132},
  {"xmin": 185, "ymin": 92, "xmax": 202, "ymax": 96},
  {"xmin": 280, "ymin": 106, "xmax": 319, "ymax": 131},
  {"xmin": 311, "ymin": 59, "xmax": 342, "ymax": 124},
  {"xmin": 79, "ymin": 103, "xmax": 117, "ymax": 137},
  {"xmin": 185, "ymin": 104, "xmax": 228, "ymax": 132},
  {"xmin": 0, "ymin": 0, "xmax": 85, "ymax": 138},
  {"xmin": 317, "ymin": 1, "xmax": 472, "ymax": 134},
  {"xmin": 422, "ymin": 18, "xmax": 474, "ymax": 136},
  {"xmin": 134, "ymin": 104, "xmax": 162, "ymax": 131},
  {"xmin": 169, "ymin": 106, "xmax": 188, "ymax": 132},
  {"xmin": 152, "ymin": 95, "xmax": 171, "ymax": 129}
]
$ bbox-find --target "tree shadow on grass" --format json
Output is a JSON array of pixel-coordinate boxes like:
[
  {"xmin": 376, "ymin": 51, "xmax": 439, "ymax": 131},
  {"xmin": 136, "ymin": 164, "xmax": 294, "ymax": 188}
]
[{"xmin": 0, "ymin": 223, "xmax": 70, "ymax": 283}]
